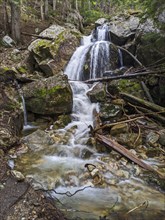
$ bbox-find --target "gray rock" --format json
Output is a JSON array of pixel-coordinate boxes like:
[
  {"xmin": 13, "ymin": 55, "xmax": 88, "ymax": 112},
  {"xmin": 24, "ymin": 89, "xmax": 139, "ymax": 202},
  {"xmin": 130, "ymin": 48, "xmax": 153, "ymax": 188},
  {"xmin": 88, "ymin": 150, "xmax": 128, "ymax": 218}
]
[
  {"xmin": 95, "ymin": 18, "xmax": 107, "ymax": 26},
  {"xmin": 2, "ymin": 35, "xmax": 15, "ymax": 47},
  {"xmin": 22, "ymin": 74, "xmax": 73, "ymax": 115},
  {"xmin": 158, "ymin": 130, "xmax": 165, "ymax": 146},
  {"xmin": 87, "ymin": 83, "xmax": 106, "ymax": 103}
]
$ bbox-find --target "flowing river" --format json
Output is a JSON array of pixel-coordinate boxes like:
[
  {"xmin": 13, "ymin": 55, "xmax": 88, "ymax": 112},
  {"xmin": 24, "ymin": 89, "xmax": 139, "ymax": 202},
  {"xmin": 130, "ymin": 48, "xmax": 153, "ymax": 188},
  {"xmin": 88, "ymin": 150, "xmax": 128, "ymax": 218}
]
[{"xmin": 13, "ymin": 24, "xmax": 165, "ymax": 220}]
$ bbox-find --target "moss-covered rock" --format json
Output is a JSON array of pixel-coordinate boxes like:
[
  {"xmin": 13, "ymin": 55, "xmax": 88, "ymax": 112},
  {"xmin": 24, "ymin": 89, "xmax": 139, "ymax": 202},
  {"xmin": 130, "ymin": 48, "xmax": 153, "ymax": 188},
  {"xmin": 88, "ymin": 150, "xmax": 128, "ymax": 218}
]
[
  {"xmin": 107, "ymin": 79, "xmax": 144, "ymax": 98},
  {"xmin": 28, "ymin": 25, "xmax": 81, "ymax": 76},
  {"xmin": 87, "ymin": 83, "xmax": 106, "ymax": 103},
  {"xmin": 0, "ymin": 68, "xmax": 24, "ymax": 150},
  {"xmin": 22, "ymin": 74, "xmax": 73, "ymax": 115}
]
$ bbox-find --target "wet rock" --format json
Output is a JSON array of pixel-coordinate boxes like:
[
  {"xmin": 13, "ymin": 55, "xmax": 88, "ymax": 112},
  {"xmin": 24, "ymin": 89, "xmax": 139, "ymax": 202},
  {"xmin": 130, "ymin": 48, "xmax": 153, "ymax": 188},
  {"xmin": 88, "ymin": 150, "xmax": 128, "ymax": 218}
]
[
  {"xmin": 11, "ymin": 170, "xmax": 25, "ymax": 181},
  {"xmin": 158, "ymin": 130, "xmax": 165, "ymax": 146},
  {"xmin": 53, "ymin": 114, "xmax": 71, "ymax": 130},
  {"xmin": 22, "ymin": 129, "xmax": 54, "ymax": 151},
  {"xmin": 99, "ymin": 103, "xmax": 123, "ymax": 121},
  {"xmin": 110, "ymin": 123, "xmax": 129, "ymax": 136},
  {"xmin": 146, "ymin": 131, "xmax": 159, "ymax": 147},
  {"xmin": 116, "ymin": 133, "xmax": 142, "ymax": 149},
  {"xmin": 116, "ymin": 170, "xmax": 130, "ymax": 179},
  {"xmin": 107, "ymin": 79, "xmax": 144, "ymax": 98},
  {"xmin": 87, "ymin": 83, "xmax": 106, "ymax": 103},
  {"xmin": 28, "ymin": 25, "xmax": 81, "ymax": 76},
  {"xmin": 22, "ymin": 74, "xmax": 73, "ymax": 115}
]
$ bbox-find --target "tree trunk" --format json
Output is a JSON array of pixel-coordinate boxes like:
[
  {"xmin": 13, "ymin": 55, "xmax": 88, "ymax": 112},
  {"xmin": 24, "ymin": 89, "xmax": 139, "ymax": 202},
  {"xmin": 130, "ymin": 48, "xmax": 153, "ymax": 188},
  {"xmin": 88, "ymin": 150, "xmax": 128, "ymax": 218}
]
[
  {"xmin": 44, "ymin": 0, "xmax": 49, "ymax": 19},
  {"xmin": 53, "ymin": 0, "xmax": 56, "ymax": 10},
  {"xmin": 10, "ymin": 0, "xmax": 21, "ymax": 44},
  {"xmin": 40, "ymin": 0, "xmax": 45, "ymax": 20},
  {"xmin": 3, "ymin": 0, "xmax": 9, "ymax": 34}
]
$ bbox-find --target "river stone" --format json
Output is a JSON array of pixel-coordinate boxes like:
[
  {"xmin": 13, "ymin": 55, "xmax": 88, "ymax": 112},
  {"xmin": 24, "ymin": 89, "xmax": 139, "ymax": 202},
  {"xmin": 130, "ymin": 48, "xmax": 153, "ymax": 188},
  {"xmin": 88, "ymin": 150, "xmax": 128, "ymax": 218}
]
[
  {"xmin": 146, "ymin": 131, "xmax": 159, "ymax": 147},
  {"xmin": 22, "ymin": 74, "xmax": 73, "ymax": 115},
  {"xmin": 116, "ymin": 133, "xmax": 142, "ymax": 149},
  {"xmin": 99, "ymin": 103, "xmax": 123, "ymax": 121},
  {"xmin": 87, "ymin": 83, "xmax": 106, "ymax": 103},
  {"xmin": 22, "ymin": 129, "xmax": 54, "ymax": 151},
  {"xmin": 110, "ymin": 123, "xmax": 129, "ymax": 136},
  {"xmin": 158, "ymin": 130, "xmax": 165, "ymax": 146},
  {"xmin": 28, "ymin": 25, "xmax": 81, "ymax": 76},
  {"xmin": 11, "ymin": 170, "xmax": 25, "ymax": 181}
]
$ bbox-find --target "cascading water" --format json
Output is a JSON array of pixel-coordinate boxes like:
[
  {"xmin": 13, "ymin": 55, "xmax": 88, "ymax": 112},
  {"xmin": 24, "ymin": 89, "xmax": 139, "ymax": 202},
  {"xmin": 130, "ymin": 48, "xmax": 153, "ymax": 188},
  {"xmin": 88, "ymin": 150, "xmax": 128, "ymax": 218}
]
[{"xmin": 14, "ymin": 24, "xmax": 165, "ymax": 220}]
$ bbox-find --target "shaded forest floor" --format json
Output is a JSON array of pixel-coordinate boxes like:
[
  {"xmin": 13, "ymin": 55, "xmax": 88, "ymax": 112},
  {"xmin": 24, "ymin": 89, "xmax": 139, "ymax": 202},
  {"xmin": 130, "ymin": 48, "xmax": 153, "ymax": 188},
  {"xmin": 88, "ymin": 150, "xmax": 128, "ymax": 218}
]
[{"xmin": 0, "ymin": 13, "xmax": 68, "ymax": 220}]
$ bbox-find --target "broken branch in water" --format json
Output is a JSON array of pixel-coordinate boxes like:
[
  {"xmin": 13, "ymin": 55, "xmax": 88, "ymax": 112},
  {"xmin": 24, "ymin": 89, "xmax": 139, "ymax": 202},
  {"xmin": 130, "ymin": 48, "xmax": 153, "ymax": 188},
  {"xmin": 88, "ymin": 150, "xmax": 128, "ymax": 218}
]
[{"xmin": 95, "ymin": 134, "xmax": 164, "ymax": 179}]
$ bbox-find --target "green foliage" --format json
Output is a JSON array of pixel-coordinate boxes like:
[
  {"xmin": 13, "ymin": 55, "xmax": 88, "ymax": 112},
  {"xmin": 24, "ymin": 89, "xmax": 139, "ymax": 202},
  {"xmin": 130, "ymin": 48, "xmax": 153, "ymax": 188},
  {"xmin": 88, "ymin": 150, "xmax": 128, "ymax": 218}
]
[{"xmin": 83, "ymin": 10, "xmax": 110, "ymax": 25}]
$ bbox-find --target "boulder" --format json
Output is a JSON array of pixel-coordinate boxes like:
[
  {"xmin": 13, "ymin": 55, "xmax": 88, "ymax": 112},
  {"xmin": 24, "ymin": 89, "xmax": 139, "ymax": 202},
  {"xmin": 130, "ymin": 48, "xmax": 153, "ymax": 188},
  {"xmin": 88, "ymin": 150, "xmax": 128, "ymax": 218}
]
[
  {"xmin": 107, "ymin": 79, "xmax": 144, "ymax": 98},
  {"xmin": 136, "ymin": 19, "xmax": 165, "ymax": 66},
  {"xmin": 95, "ymin": 18, "xmax": 107, "ymax": 27},
  {"xmin": 108, "ymin": 15, "xmax": 140, "ymax": 46},
  {"xmin": 22, "ymin": 74, "xmax": 73, "ymax": 115},
  {"xmin": 28, "ymin": 25, "xmax": 81, "ymax": 76},
  {"xmin": 99, "ymin": 103, "xmax": 123, "ymax": 122},
  {"xmin": 0, "ymin": 68, "xmax": 24, "ymax": 150},
  {"xmin": 87, "ymin": 83, "xmax": 106, "ymax": 103}
]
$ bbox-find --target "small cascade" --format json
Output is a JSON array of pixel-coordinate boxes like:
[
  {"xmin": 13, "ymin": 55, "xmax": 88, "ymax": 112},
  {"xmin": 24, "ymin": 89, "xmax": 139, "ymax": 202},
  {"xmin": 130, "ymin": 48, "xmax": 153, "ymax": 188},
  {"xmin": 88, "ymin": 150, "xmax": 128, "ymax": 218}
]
[
  {"xmin": 65, "ymin": 23, "xmax": 110, "ymax": 80},
  {"xmin": 21, "ymin": 94, "xmax": 28, "ymax": 126},
  {"xmin": 96, "ymin": 23, "xmax": 110, "ymax": 41},
  {"xmin": 90, "ymin": 41, "xmax": 110, "ymax": 79},
  {"xmin": 118, "ymin": 48, "xmax": 124, "ymax": 68}
]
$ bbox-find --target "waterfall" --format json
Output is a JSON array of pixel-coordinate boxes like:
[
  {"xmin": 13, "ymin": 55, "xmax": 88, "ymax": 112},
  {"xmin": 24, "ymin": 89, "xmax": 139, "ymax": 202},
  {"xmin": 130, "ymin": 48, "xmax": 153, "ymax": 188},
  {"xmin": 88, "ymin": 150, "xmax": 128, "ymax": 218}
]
[
  {"xmin": 118, "ymin": 48, "xmax": 124, "ymax": 68},
  {"xmin": 65, "ymin": 23, "xmax": 110, "ymax": 81},
  {"xmin": 90, "ymin": 41, "xmax": 110, "ymax": 79},
  {"xmin": 21, "ymin": 94, "xmax": 28, "ymax": 126}
]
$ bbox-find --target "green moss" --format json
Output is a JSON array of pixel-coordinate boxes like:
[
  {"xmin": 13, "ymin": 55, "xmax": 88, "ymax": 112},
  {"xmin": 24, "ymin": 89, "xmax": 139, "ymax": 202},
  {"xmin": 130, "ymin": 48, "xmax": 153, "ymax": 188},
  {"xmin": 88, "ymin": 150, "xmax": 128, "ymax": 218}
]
[{"xmin": 37, "ymin": 85, "xmax": 62, "ymax": 97}]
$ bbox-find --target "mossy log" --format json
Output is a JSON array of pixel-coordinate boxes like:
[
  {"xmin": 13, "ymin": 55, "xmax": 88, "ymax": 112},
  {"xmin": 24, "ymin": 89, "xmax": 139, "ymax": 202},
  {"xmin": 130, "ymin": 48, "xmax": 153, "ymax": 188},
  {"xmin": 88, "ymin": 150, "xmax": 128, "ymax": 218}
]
[{"xmin": 121, "ymin": 93, "xmax": 165, "ymax": 124}]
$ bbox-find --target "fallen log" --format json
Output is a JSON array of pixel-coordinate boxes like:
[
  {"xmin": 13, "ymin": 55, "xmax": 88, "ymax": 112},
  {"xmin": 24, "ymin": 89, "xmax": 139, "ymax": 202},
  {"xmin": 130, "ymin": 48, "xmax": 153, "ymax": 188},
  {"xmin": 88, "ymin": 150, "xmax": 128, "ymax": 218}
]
[
  {"xmin": 96, "ymin": 134, "xmax": 164, "ymax": 178},
  {"xmin": 121, "ymin": 93, "xmax": 165, "ymax": 117},
  {"xmin": 85, "ymin": 70, "xmax": 164, "ymax": 83}
]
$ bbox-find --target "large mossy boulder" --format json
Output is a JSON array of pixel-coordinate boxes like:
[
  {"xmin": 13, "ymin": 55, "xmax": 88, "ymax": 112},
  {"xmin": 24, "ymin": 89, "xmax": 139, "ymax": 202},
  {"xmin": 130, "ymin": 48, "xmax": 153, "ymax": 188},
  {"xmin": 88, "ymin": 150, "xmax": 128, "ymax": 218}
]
[
  {"xmin": 107, "ymin": 79, "xmax": 144, "ymax": 98},
  {"xmin": 0, "ymin": 68, "xmax": 24, "ymax": 150},
  {"xmin": 22, "ymin": 74, "xmax": 73, "ymax": 115},
  {"xmin": 136, "ymin": 19, "xmax": 165, "ymax": 66},
  {"xmin": 28, "ymin": 25, "xmax": 81, "ymax": 77}
]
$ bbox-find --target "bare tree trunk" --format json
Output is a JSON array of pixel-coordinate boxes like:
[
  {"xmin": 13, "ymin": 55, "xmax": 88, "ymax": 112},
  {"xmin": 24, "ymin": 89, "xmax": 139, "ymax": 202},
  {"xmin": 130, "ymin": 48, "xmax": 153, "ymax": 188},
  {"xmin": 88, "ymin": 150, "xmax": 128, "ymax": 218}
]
[
  {"xmin": 10, "ymin": 0, "xmax": 21, "ymax": 43},
  {"xmin": 3, "ymin": 0, "xmax": 9, "ymax": 34},
  {"xmin": 53, "ymin": 0, "xmax": 56, "ymax": 10},
  {"xmin": 40, "ymin": 0, "xmax": 45, "ymax": 20},
  {"xmin": 44, "ymin": 0, "xmax": 49, "ymax": 19}
]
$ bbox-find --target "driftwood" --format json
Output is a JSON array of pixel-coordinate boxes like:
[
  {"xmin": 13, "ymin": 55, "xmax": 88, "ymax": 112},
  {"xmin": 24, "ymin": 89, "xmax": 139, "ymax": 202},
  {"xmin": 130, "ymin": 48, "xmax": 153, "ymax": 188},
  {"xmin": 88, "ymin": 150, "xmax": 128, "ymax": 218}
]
[
  {"xmin": 21, "ymin": 32, "xmax": 54, "ymax": 40},
  {"xmin": 96, "ymin": 134, "xmax": 164, "ymax": 178},
  {"xmin": 85, "ymin": 70, "xmax": 164, "ymax": 83},
  {"xmin": 94, "ymin": 116, "xmax": 144, "ymax": 133}
]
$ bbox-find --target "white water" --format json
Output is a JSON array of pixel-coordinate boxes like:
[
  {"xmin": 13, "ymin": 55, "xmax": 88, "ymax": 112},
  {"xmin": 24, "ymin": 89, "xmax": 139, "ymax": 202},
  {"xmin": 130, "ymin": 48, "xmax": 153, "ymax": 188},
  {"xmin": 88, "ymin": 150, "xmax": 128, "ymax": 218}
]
[
  {"xmin": 118, "ymin": 48, "xmax": 124, "ymax": 67},
  {"xmin": 14, "ymin": 24, "xmax": 165, "ymax": 219}
]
